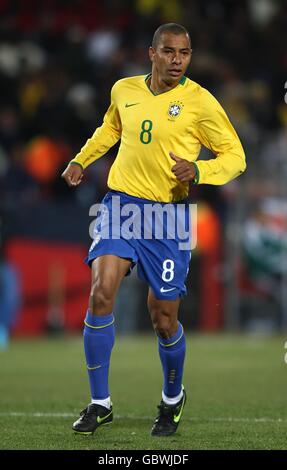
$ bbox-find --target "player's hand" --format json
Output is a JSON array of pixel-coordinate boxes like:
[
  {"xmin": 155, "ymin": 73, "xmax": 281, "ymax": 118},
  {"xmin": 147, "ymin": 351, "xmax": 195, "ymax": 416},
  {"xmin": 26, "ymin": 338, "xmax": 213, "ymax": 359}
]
[
  {"xmin": 169, "ymin": 152, "xmax": 196, "ymax": 183},
  {"xmin": 61, "ymin": 162, "xmax": 83, "ymax": 187}
]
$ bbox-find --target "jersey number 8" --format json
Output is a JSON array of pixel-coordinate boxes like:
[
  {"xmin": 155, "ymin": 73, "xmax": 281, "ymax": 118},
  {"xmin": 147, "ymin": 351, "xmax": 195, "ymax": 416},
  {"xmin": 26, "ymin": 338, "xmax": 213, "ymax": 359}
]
[
  {"xmin": 140, "ymin": 120, "xmax": 153, "ymax": 144},
  {"xmin": 162, "ymin": 259, "xmax": 175, "ymax": 282}
]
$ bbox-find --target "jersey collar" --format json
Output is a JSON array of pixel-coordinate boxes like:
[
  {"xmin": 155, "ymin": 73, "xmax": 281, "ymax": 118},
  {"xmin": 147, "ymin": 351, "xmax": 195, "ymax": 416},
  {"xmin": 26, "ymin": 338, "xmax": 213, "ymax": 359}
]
[{"xmin": 144, "ymin": 73, "xmax": 187, "ymax": 96}]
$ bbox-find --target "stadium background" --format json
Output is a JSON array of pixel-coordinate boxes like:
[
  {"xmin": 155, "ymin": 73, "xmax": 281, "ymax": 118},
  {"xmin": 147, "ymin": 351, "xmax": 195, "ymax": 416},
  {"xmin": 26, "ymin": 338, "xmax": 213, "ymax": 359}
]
[
  {"xmin": 1, "ymin": 0, "xmax": 287, "ymax": 452},
  {"xmin": 0, "ymin": 0, "xmax": 286, "ymax": 339}
]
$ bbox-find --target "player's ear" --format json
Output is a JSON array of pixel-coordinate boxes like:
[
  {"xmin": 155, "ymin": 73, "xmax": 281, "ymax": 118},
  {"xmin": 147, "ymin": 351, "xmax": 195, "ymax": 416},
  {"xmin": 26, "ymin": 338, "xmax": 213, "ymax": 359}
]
[{"xmin": 149, "ymin": 46, "xmax": 155, "ymax": 62}]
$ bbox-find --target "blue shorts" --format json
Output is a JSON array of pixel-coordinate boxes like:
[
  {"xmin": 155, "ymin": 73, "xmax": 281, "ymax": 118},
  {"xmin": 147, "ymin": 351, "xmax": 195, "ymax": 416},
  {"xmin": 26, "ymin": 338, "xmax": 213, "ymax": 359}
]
[{"xmin": 86, "ymin": 190, "xmax": 191, "ymax": 300}]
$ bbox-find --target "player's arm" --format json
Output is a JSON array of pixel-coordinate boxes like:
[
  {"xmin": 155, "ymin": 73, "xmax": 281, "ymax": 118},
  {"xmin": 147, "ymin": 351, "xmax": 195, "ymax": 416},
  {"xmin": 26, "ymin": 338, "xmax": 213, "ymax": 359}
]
[
  {"xmin": 61, "ymin": 84, "xmax": 122, "ymax": 186},
  {"xmin": 192, "ymin": 88, "xmax": 246, "ymax": 185}
]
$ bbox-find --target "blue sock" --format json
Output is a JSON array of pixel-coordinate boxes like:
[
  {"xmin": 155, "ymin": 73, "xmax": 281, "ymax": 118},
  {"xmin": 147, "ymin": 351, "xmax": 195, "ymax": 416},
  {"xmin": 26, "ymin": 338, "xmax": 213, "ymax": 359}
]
[
  {"xmin": 83, "ymin": 310, "xmax": 115, "ymax": 401},
  {"xmin": 157, "ymin": 322, "xmax": 186, "ymax": 398}
]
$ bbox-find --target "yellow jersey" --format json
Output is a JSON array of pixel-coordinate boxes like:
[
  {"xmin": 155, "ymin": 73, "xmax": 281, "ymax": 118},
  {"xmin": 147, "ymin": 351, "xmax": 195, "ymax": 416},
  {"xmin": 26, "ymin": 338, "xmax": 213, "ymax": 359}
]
[{"xmin": 71, "ymin": 74, "xmax": 246, "ymax": 202}]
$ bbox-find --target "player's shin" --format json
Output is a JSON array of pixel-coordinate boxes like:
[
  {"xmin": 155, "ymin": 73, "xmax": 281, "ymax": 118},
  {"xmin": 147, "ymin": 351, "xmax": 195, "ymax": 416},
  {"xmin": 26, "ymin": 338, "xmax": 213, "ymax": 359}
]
[
  {"xmin": 157, "ymin": 322, "xmax": 186, "ymax": 403},
  {"xmin": 83, "ymin": 310, "xmax": 115, "ymax": 407}
]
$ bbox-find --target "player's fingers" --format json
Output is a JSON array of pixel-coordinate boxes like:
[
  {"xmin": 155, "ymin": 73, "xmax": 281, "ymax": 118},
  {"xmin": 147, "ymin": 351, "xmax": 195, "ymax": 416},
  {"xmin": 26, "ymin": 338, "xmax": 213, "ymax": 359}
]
[
  {"xmin": 69, "ymin": 167, "xmax": 82, "ymax": 183},
  {"xmin": 63, "ymin": 174, "xmax": 73, "ymax": 186},
  {"xmin": 61, "ymin": 166, "xmax": 73, "ymax": 179},
  {"xmin": 70, "ymin": 177, "xmax": 80, "ymax": 186},
  {"xmin": 173, "ymin": 165, "xmax": 195, "ymax": 180},
  {"xmin": 169, "ymin": 151, "xmax": 181, "ymax": 162},
  {"xmin": 70, "ymin": 173, "xmax": 77, "ymax": 183},
  {"xmin": 176, "ymin": 174, "xmax": 191, "ymax": 182},
  {"xmin": 177, "ymin": 169, "xmax": 196, "ymax": 182},
  {"xmin": 61, "ymin": 170, "xmax": 69, "ymax": 180},
  {"xmin": 63, "ymin": 171, "xmax": 80, "ymax": 187},
  {"xmin": 174, "ymin": 172, "xmax": 191, "ymax": 182},
  {"xmin": 172, "ymin": 162, "xmax": 190, "ymax": 174},
  {"xmin": 171, "ymin": 163, "xmax": 181, "ymax": 172},
  {"xmin": 73, "ymin": 174, "xmax": 83, "ymax": 186},
  {"xmin": 171, "ymin": 160, "xmax": 188, "ymax": 171}
]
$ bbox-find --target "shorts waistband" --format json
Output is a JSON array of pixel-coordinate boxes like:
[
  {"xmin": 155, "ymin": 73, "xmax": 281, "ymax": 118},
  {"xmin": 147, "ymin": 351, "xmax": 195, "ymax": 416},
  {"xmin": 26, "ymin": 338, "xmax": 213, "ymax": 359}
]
[{"xmin": 107, "ymin": 190, "xmax": 189, "ymax": 205}]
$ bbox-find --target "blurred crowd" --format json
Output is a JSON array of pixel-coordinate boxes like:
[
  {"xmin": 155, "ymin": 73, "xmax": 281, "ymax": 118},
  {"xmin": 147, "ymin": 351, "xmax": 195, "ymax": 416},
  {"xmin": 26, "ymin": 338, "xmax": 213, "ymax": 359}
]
[{"xmin": 0, "ymin": 0, "xmax": 287, "ymax": 336}]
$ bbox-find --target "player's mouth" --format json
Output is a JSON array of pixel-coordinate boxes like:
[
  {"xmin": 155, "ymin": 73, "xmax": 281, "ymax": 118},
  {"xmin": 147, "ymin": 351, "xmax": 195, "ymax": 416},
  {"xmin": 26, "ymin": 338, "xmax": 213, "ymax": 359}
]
[{"xmin": 168, "ymin": 69, "xmax": 182, "ymax": 77}]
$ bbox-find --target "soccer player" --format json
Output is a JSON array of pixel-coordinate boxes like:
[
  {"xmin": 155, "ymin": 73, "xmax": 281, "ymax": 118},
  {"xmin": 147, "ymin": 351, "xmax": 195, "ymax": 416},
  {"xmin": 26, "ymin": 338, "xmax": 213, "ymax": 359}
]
[{"xmin": 62, "ymin": 23, "xmax": 246, "ymax": 437}]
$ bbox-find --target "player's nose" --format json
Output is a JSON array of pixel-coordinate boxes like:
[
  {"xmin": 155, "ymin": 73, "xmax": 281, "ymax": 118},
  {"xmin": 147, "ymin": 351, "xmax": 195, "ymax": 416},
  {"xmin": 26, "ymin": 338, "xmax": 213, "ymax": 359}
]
[{"xmin": 172, "ymin": 54, "xmax": 181, "ymax": 65}]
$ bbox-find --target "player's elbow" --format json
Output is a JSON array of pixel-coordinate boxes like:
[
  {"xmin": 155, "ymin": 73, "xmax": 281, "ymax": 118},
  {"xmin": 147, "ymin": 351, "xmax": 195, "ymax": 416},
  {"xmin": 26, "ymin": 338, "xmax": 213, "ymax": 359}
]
[
  {"xmin": 228, "ymin": 145, "xmax": 246, "ymax": 178},
  {"xmin": 237, "ymin": 150, "xmax": 247, "ymax": 175},
  {"xmin": 236, "ymin": 161, "xmax": 246, "ymax": 178},
  {"xmin": 221, "ymin": 151, "xmax": 246, "ymax": 185}
]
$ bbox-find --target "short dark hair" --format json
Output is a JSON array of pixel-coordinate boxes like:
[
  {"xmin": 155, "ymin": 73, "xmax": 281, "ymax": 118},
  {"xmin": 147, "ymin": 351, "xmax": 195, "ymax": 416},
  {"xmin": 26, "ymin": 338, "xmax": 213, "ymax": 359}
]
[{"xmin": 152, "ymin": 23, "xmax": 191, "ymax": 49}]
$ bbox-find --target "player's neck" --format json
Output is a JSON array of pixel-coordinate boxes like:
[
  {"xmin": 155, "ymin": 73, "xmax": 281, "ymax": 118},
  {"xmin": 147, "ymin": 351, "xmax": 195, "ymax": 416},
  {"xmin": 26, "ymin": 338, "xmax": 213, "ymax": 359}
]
[{"xmin": 149, "ymin": 72, "xmax": 179, "ymax": 95}]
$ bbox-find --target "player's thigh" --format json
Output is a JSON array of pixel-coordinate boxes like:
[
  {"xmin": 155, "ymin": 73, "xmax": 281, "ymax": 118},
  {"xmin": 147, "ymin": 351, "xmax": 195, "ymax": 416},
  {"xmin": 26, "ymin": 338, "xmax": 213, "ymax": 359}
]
[
  {"xmin": 147, "ymin": 288, "xmax": 180, "ymax": 334},
  {"xmin": 91, "ymin": 254, "xmax": 132, "ymax": 301}
]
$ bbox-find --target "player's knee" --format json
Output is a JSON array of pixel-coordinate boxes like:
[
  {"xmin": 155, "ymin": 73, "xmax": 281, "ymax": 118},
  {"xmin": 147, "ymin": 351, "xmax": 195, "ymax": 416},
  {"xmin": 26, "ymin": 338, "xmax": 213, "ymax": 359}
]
[
  {"xmin": 150, "ymin": 309, "xmax": 177, "ymax": 339},
  {"xmin": 89, "ymin": 279, "xmax": 114, "ymax": 315},
  {"xmin": 155, "ymin": 326, "xmax": 172, "ymax": 339}
]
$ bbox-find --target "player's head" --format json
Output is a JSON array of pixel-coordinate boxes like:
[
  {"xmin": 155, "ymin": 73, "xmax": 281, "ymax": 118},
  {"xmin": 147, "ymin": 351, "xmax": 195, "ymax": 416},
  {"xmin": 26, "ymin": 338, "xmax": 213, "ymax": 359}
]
[{"xmin": 149, "ymin": 23, "xmax": 192, "ymax": 85}]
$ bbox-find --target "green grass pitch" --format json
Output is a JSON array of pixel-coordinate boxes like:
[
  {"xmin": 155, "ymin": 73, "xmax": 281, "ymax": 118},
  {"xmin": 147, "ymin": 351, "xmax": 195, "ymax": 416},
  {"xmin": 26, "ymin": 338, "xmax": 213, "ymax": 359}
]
[{"xmin": 0, "ymin": 333, "xmax": 286, "ymax": 450}]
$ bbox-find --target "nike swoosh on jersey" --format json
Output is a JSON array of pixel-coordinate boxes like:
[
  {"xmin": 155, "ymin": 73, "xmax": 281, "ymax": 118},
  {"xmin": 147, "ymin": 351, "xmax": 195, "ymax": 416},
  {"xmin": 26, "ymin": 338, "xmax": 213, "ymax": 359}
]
[
  {"xmin": 125, "ymin": 102, "xmax": 140, "ymax": 107},
  {"xmin": 160, "ymin": 287, "xmax": 176, "ymax": 293}
]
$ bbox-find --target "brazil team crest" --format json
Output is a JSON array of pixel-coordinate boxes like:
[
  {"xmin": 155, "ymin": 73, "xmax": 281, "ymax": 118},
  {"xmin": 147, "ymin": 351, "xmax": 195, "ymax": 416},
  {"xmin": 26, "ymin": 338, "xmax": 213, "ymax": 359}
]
[{"xmin": 168, "ymin": 101, "xmax": 184, "ymax": 119}]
